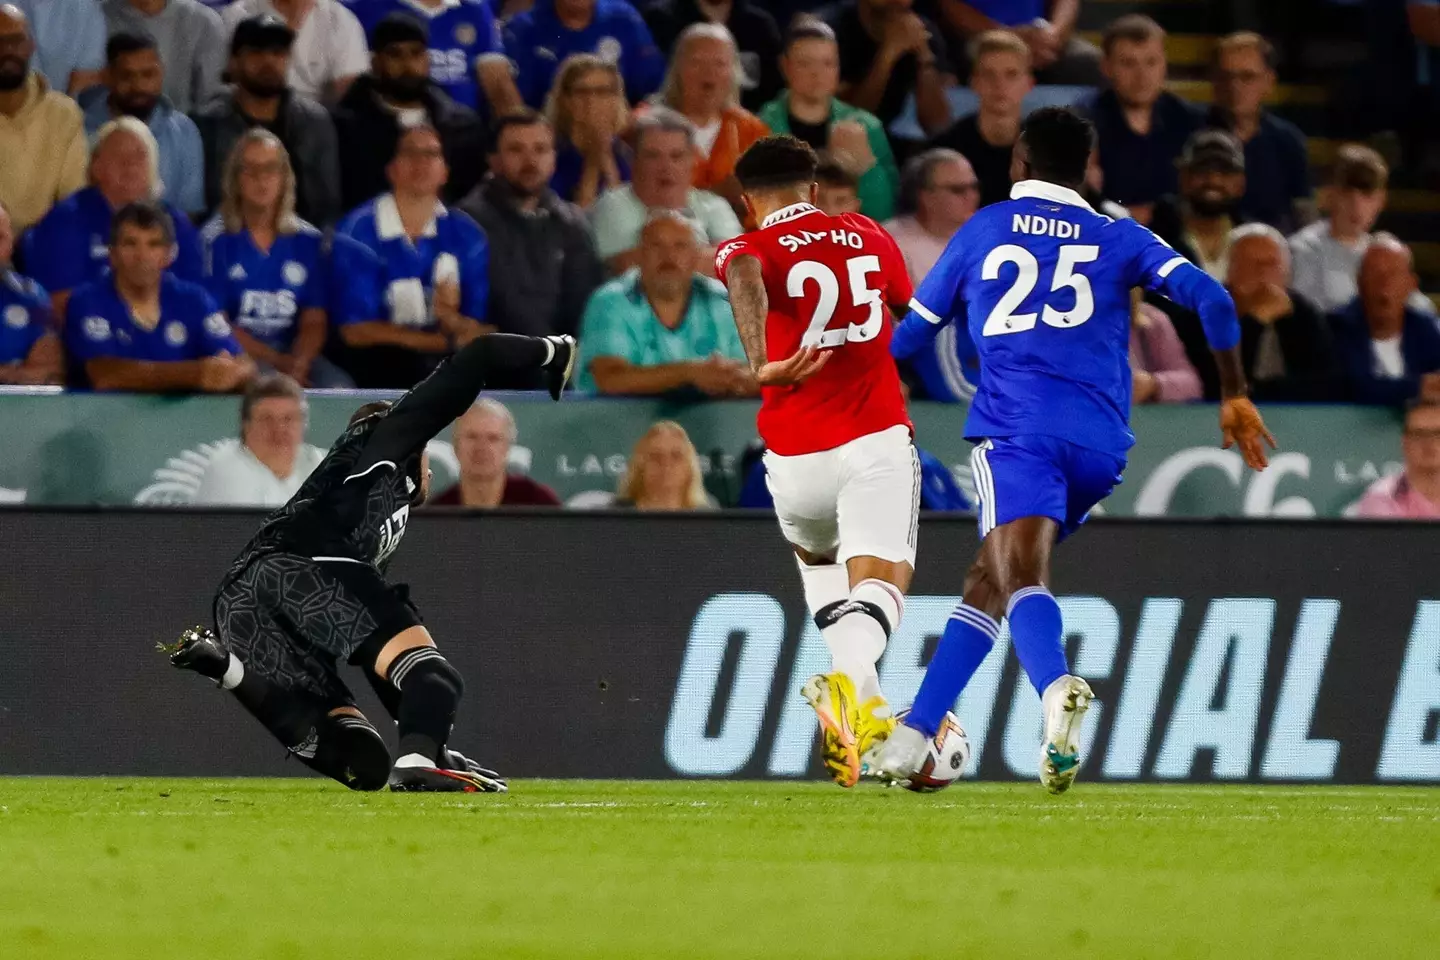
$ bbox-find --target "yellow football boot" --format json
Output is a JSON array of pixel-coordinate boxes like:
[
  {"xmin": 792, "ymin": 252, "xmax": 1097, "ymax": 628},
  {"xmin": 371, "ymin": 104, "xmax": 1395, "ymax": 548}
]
[
  {"xmin": 855, "ymin": 695, "xmax": 897, "ymax": 773},
  {"xmin": 800, "ymin": 672, "xmax": 862, "ymax": 788}
]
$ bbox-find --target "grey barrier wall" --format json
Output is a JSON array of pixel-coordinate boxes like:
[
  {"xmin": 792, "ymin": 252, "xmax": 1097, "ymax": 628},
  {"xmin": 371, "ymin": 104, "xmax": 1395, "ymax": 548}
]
[{"xmin": 1, "ymin": 511, "xmax": 1438, "ymax": 783}]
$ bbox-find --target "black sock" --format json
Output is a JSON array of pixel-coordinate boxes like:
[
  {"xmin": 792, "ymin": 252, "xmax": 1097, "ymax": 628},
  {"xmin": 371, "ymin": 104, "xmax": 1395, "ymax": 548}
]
[
  {"xmin": 479, "ymin": 333, "xmax": 553, "ymax": 376},
  {"xmin": 363, "ymin": 666, "xmax": 402, "ymax": 722},
  {"xmin": 389, "ymin": 648, "xmax": 464, "ymax": 763},
  {"xmin": 228, "ymin": 670, "xmax": 323, "ymax": 750}
]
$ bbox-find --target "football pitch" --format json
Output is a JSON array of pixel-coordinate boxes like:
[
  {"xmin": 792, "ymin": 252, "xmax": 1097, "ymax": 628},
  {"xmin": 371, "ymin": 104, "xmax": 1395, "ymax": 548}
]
[{"xmin": 1, "ymin": 779, "xmax": 1437, "ymax": 959}]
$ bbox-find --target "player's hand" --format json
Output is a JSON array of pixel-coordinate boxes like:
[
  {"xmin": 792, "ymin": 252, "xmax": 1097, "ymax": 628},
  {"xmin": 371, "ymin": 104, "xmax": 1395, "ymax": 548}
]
[
  {"xmin": 1220, "ymin": 396, "xmax": 1277, "ymax": 470},
  {"xmin": 754, "ymin": 345, "xmax": 832, "ymax": 387},
  {"xmin": 828, "ymin": 121, "xmax": 876, "ymax": 174}
]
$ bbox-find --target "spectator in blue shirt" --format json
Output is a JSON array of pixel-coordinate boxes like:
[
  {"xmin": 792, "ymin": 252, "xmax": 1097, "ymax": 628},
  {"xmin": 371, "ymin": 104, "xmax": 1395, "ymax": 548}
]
[
  {"xmin": 25, "ymin": 116, "xmax": 204, "ymax": 322},
  {"xmin": 12, "ymin": 0, "xmax": 107, "ymax": 95},
  {"xmin": 66, "ymin": 200, "xmax": 256, "ymax": 391},
  {"xmin": 332, "ymin": 121, "xmax": 490, "ymax": 388},
  {"xmin": 202, "ymin": 128, "xmax": 352, "ymax": 387},
  {"xmin": 928, "ymin": 0, "xmax": 1101, "ymax": 86},
  {"xmin": 0, "ymin": 200, "xmax": 62, "ymax": 384},
  {"xmin": 543, "ymin": 53, "xmax": 632, "ymax": 208},
  {"xmin": 345, "ymin": 0, "xmax": 522, "ymax": 115},
  {"xmin": 1084, "ymin": 14, "xmax": 1200, "ymax": 224},
  {"xmin": 504, "ymin": 0, "xmax": 665, "ymax": 108},
  {"xmin": 79, "ymin": 32, "xmax": 206, "ymax": 216},
  {"xmin": 1330, "ymin": 235, "xmax": 1440, "ymax": 406}
]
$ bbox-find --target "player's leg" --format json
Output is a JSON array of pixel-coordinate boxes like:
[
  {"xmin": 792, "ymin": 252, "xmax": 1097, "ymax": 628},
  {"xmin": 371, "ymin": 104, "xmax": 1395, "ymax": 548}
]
[{"xmin": 358, "ymin": 653, "xmax": 504, "ymax": 783}]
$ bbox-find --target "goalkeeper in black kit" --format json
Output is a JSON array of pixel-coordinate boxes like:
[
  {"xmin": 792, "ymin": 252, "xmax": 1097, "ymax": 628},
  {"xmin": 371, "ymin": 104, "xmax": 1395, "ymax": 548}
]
[{"xmin": 163, "ymin": 333, "xmax": 576, "ymax": 792}]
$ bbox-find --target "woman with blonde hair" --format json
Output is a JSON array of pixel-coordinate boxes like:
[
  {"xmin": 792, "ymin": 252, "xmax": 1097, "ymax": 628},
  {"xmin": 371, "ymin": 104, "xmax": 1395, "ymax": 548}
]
[
  {"xmin": 616, "ymin": 420, "xmax": 716, "ymax": 511},
  {"xmin": 544, "ymin": 54, "xmax": 634, "ymax": 208},
  {"xmin": 201, "ymin": 129, "xmax": 348, "ymax": 387}
]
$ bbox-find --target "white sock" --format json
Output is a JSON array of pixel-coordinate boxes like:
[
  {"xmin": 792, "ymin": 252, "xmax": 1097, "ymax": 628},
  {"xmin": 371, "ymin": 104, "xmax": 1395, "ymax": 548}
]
[
  {"xmin": 394, "ymin": 752, "xmax": 434, "ymax": 769},
  {"xmin": 832, "ymin": 579, "xmax": 904, "ymax": 705},
  {"xmin": 220, "ymin": 654, "xmax": 245, "ymax": 691},
  {"xmin": 796, "ymin": 559, "xmax": 877, "ymax": 696},
  {"xmin": 795, "ymin": 557, "xmax": 849, "ymax": 614}
]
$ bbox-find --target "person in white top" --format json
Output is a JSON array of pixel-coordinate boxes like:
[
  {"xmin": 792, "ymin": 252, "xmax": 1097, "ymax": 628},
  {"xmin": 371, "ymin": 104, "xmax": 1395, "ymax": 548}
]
[
  {"xmin": 882, "ymin": 147, "xmax": 979, "ymax": 285},
  {"xmin": 219, "ymin": 0, "xmax": 368, "ymax": 103},
  {"xmin": 193, "ymin": 372, "xmax": 325, "ymax": 505}
]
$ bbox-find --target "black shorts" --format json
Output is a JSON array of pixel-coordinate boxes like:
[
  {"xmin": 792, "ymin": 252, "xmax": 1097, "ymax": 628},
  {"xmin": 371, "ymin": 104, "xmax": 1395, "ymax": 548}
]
[{"xmin": 213, "ymin": 553, "xmax": 423, "ymax": 706}]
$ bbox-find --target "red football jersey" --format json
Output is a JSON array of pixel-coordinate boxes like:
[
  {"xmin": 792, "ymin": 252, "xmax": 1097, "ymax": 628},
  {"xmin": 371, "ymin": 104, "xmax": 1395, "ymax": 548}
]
[{"xmin": 715, "ymin": 203, "xmax": 913, "ymax": 456}]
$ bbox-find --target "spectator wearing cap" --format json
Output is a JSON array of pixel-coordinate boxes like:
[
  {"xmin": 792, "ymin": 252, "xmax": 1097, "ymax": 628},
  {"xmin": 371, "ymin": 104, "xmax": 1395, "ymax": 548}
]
[
  {"xmin": 588, "ymin": 108, "xmax": 742, "ymax": 275},
  {"xmin": 331, "ymin": 122, "xmax": 490, "ymax": 388},
  {"xmin": 825, "ymin": 0, "xmax": 953, "ymax": 137},
  {"xmin": 927, "ymin": 28, "xmax": 1032, "ymax": 209},
  {"xmin": 193, "ymin": 13, "xmax": 341, "ymax": 225},
  {"xmin": 932, "ymin": 0, "xmax": 1101, "ymax": 86},
  {"xmin": 1347, "ymin": 399, "xmax": 1440, "ymax": 520},
  {"xmin": 217, "ymin": 0, "xmax": 368, "ymax": 104},
  {"xmin": 883, "ymin": 148, "xmax": 978, "ymax": 285},
  {"xmin": 1330, "ymin": 235, "xmax": 1440, "ymax": 406},
  {"xmin": 504, "ymin": 0, "xmax": 665, "ymax": 109},
  {"xmin": 1149, "ymin": 129, "xmax": 1248, "ymax": 282},
  {"xmin": 100, "ymin": 0, "xmax": 227, "ymax": 112},
  {"xmin": 0, "ymin": 4, "xmax": 88, "ymax": 232},
  {"xmin": 814, "ymin": 154, "xmax": 861, "ymax": 216},
  {"xmin": 1290, "ymin": 144, "xmax": 1436, "ymax": 319},
  {"xmin": 429, "ymin": 398, "xmax": 562, "ymax": 507},
  {"xmin": 10, "ymin": 0, "xmax": 107, "ymax": 95},
  {"xmin": 1205, "ymin": 32, "xmax": 1313, "ymax": 235},
  {"xmin": 757, "ymin": 18, "xmax": 898, "ymax": 221},
  {"xmin": 343, "ymin": 0, "xmax": 521, "ymax": 117},
  {"xmin": 457, "ymin": 111, "xmax": 603, "ymax": 387},
  {"xmin": 25, "ymin": 116, "xmax": 204, "ymax": 323},
  {"xmin": 543, "ymin": 53, "xmax": 632, "ymax": 208},
  {"xmin": 642, "ymin": 0, "xmax": 782, "ymax": 113},
  {"xmin": 0, "ymin": 200, "xmax": 62, "ymax": 385},
  {"xmin": 1083, "ymin": 14, "xmax": 1201, "ymax": 224},
  {"xmin": 331, "ymin": 13, "xmax": 485, "ymax": 210},
  {"xmin": 192, "ymin": 372, "xmax": 325, "ymax": 505},
  {"xmin": 80, "ymin": 32, "xmax": 205, "ymax": 216}
]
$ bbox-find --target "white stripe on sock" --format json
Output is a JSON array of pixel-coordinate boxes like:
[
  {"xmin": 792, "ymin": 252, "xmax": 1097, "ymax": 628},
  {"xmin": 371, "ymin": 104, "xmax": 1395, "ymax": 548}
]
[
  {"xmin": 220, "ymin": 653, "xmax": 245, "ymax": 690},
  {"xmin": 1007, "ymin": 585, "xmax": 1053, "ymax": 618}
]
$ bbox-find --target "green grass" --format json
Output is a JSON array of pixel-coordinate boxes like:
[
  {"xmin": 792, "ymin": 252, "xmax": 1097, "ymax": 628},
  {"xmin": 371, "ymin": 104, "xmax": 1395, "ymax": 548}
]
[{"xmin": 1, "ymin": 779, "xmax": 1438, "ymax": 959}]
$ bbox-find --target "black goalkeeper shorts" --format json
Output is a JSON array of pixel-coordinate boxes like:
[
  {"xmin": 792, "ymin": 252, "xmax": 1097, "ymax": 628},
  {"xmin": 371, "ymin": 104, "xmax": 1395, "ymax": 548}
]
[{"xmin": 213, "ymin": 553, "xmax": 424, "ymax": 706}]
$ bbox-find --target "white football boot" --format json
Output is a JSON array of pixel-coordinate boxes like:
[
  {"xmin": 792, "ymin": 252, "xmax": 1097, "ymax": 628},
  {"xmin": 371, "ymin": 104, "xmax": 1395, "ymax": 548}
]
[
  {"xmin": 869, "ymin": 721, "xmax": 929, "ymax": 785},
  {"xmin": 1039, "ymin": 675, "xmax": 1094, "ymax": 795}
]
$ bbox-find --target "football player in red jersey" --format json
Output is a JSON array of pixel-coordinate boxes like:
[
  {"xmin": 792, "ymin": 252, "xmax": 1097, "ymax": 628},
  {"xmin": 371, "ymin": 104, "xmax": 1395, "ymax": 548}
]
[{"xmin": 716, "ymin": 135, "xmax": 920, "ymax": 787}]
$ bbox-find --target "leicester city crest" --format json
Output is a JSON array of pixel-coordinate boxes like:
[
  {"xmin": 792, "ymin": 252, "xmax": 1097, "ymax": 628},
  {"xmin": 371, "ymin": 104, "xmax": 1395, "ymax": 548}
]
[
  {"xmin": 3, "ymin": 304, "xmax": 27, "ymax": 329},
  {"xmin": 283, "ymin": 260, "xmax": 307, "ymax": 286},
  {"xmin": 165, "ymin": 320, "xmax": 189, "ymax": 346}
]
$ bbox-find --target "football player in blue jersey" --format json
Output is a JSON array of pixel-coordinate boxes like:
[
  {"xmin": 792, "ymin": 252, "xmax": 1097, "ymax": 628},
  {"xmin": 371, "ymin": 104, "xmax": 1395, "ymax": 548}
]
[{"xmin": 874, "ymin": 107, "xmax": 1275, "ymax": 793}]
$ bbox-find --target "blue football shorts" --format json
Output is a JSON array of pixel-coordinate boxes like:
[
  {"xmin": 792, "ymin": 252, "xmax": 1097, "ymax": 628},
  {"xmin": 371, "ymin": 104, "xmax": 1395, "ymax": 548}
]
[{"xmin": 968, "ymin": 435, "xmax": 1126, "ymax": 541}]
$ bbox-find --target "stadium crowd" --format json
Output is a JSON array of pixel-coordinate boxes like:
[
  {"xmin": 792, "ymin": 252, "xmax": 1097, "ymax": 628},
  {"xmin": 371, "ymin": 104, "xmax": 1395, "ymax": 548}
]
[{"xmin": 0, "ymin": 0, "xmax": 1437, "ymax": 512}]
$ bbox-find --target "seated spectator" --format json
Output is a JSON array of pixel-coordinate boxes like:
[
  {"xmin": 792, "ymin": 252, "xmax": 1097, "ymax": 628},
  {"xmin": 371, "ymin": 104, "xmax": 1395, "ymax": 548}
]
[
  {"xmin": 1149, "ymin": 129, "xmax": 1248, "ymax": 281},
  {"xmin": 931, "ymin": 0, "xmax": 1100, "ymax": 86},
  {"xmin": 615, "ymin": 419, "xmax": 716, "ymax": 510},
  {"xmin": 826, "ymin": 0, "xmax": 952, "ymax": 137},
  {"xmin": 814, "ymin": 154, "xmax": 862, "ymax": 215},
  {"xmin": 883, "ymin": 147, "xmax": 978, "ymax": 284},
  {"xmin": 927, "ymin": 28, "xmax": 1031, "ymax": 208},
  {"xmin": 218, "ymin": 0, "xmax": 368, "ymax": 104},
  {"xmin": 80, "ymin": 32, "xmax": 205, "ymax": 216},
  {"xmin": 1347, "ymin": 399, "xmax": 1440, "ymax": 520},
  {"xmin": 202, "ymin": 129, "xmax": 350, "ymax": 387},
  {"xmin": 66, "ymin": 200, "xmax": 255, "ymax": 391},
  {"xmin": 577, "ymin": 209, "xmax": 750, "ymax": 396},
  {"xmin": 1084, "ymin": 14, "xmax": 1200, "ymax": 223},
  {"xmin": 195, "ymin": 15, "xmax": 340, "ymax": 226},
  {"xmin": 0, "ymin": 5, "xmax": 87, "ymax": 231},
  {"xmin": 1290, "ymin": 144, "xmax": 1435, "ymax": 317},
  {"xmin": 457, "ymin": 111, "xmax": 603, "ymax": 384},
  {"xmin": 1206, "ymin": 32, "xmax": 1312, "ymax": 234},
  {"xmin": 642, "ymin": 0, "xmax": 782, "ymax": 112},
  {"xmin": 331, "ymin": 13, "xmax": 486, "ymax": 210},
  {"xmin": 757, "ymin": 18, "xmax": 898, "ymax": 221},
  {"xmin": 588, "ymin": 108, "xmax": 743, "ymax": 274},
  {"xmin": 192, "ymin": 372, "xmax": 325, "ymax": 505},
  {"xmin": 0, "ymin": 200, "xmax": 62, "ymax": 384},
  {"xmin": 1129, "ymin": 293, "xmax": 1200, "ymax": 404},
  {"xmin": 504, "ymin": 0, "xmax": 665, "ymax": 108},
  {"xmin": 26, "ymin": 117, "xmax": 203, "ymax": 321},
  {"xmin": 332, "ymin": 121, "xmax": 489, "ymax": 388},
  {"xmin": 12, "ymin": 0, "xmax": 107, "ymax": 95},
  {"xmin": 1330, "ymin": 235, "xmax": 1440, "ymax": 406},
  {"xmin": 647, "ymin": 23, "xmax": 768, "ymax": 211},
  {"xmin": 428, "ymin": 398, "xmax": 562, "ymax": 507},
  {"xmin": 100, "ymin": 0, "xmax": 226, "ymax": 112},
  {"xmin": 543, "ymin": 53, "xmax": 632, "ymax": 208},
  {"xmin": 343, "ymin": 0, "xmax": 521, "ymax": 115}
]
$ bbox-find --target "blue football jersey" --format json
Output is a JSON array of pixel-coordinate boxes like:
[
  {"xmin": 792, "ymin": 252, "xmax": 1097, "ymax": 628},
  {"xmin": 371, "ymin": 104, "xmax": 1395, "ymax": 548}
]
[
  {"xmin": 345, "ymin": 0, "xmax": 502, "ymax": 111},
  {"xmin": 0, "ymin": 269, "xmax": 52, "ymax": 365},
  {"xmin": 201, "ymin": 218, "xmax": 327, "ymax": 352},
  {"xmin": 895, "ymin": 180, "xmax": 1241, "ymax": 456},
  {"xmin": 503, "ymin": 0, "xmax": 664, "ymax": 108}
]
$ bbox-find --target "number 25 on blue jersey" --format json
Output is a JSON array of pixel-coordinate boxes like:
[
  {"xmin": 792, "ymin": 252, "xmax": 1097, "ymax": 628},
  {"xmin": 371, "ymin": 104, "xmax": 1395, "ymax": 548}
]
[{"xmin": 979, "ymin": 243, "xmax": 1100, "ymax": 336}]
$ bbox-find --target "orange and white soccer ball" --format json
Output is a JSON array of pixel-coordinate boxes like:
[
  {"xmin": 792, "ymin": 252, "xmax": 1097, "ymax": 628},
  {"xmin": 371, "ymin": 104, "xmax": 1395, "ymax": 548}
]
[{"xmin": 895, "ymin": 709, "xmax": 971, "ymax": 792}]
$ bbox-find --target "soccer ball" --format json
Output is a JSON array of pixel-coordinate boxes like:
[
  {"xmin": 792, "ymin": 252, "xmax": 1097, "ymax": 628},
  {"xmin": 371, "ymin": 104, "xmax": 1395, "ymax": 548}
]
[{"xmin": 894, "ymin": 709, "xmax": 971, "ymax": 792}]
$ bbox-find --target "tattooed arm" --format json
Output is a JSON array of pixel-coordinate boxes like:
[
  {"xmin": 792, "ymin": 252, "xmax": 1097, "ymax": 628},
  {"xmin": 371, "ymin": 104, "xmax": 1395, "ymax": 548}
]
[{"xmin": 724, "ymin": 253, "xmax": 771, "ymax": 374}]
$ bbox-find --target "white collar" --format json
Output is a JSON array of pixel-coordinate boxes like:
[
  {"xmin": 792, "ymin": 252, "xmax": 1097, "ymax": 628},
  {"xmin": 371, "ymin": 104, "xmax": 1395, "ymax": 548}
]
[
  {"xmin": 396, "ymin": 0, "xmax": 462, "ymax": 18},
  {"xmin": 375, "ymin": 193, "xmax": 445, "ymax": 241},
  {"xmin": 1009, "ymin": 179, "xmax": 1095, "ymax": 212},
  {"xmin": 761, "ymin": 202, "xmax": 823, "ymax": 229}
]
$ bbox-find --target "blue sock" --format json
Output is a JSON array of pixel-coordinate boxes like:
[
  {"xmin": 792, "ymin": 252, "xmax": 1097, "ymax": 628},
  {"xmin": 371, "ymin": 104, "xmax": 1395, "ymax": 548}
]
[
  {"xmin": 906, "ymin": 604, "xmax": 999, "ymax": 737},
  {"xmin": 1007, "ymin": 586, "xmax": 1069, "ymax": 697}
]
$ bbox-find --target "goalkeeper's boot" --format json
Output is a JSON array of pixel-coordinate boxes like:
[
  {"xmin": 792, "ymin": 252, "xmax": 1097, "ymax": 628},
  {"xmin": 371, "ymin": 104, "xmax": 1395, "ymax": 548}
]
[
  {"xmin": 160, "ymin": 625, "xmax": 229, "ymax": 682},
  {"xmin": 544, "ymin": 335, "xmax": 577, "ymax": 401},
  {"xmin": 870, "ymin": 720, "xmax": 929, "ymax": 785},
  {"xmin": 855, "ymin": 694, "xmax": 897, "ymax": 775},
  {"xmin": 388, "ymin": 759, "xmax": 506, "ymax": 793},
  {"xmin": 1039, "ymin": 675, "xmax": 1093, "ymax": 795},
  {"xmin": 437, "ymin": 747, "xmax": 508, "ymax": 793},
  {"xmin": 800, "ymin": 672, "xmax": 862, "ymax": 788}
]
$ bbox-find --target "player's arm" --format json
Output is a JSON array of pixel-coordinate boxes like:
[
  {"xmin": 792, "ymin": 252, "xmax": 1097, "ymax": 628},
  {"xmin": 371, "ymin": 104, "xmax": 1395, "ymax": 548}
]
[
  {"xmin": 891, "ymin": 231, "xmax": 966, "ymax": 359},
  {"xmin": 722, "ymin": 252, "xmax": 829, "ymax": 387}
]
